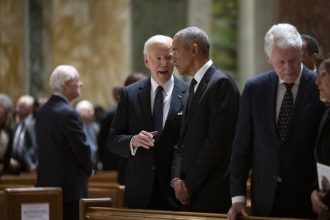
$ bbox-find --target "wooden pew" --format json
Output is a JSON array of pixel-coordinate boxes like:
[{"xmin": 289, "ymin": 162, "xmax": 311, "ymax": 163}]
[
  {"xmin": 80, "ymin": 206, "xmax": 308, "ymax": 220},
  {"xmin": 88, "ymin": 182, "xmax": 125, "ymax": 208},
  {"xmin": 79, "ymin": 198, "xmax": 112, "ymax": 220},
  {"xmin": 3, "ymin": 187, "xmax": 62, "ymax": 220}
]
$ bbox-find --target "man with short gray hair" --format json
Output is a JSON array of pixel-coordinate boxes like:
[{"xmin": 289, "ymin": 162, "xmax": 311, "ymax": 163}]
[
  {"xmin": 36, "ymin": 65, "xmax": 92, "ymax": 220},
  {"xmin": 228, "ymin": 23, "xmax": 325, "ymax": 219}
]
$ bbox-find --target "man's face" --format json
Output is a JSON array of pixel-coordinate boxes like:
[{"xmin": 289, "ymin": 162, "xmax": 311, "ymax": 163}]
[
  {"xmin": 301, "ymin": 41, "xmax": 315, "ymax": 70},
  {"xmin": 267, "ymin": 46, "xmax": 302, "ymax": 84},
  {"xmin": 144, "ymin": 42, "xmax": 174, "ymax": 85},
  {"xmin": 64, "ymin": 73, "xmax": 83, "ymax": 101},
  {"xmin": 172, "ymin": 37, "xmax": 194, "ymax": 76}
]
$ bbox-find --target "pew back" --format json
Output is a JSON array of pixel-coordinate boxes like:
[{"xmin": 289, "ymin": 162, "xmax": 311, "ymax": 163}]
[{"xmin": 4, "ymin": 187, "xmax": 62, "ymax": 220}]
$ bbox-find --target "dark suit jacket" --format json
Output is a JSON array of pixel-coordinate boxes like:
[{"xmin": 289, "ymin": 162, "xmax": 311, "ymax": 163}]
[
  {"xmin": 172, "ymin": 64, "xmax": 240, "ymax": 213},
  {"xmin": 230, "ymin": 67, "xmax": 325, "ymax": 218},
  {"xmin": 315, "ymin": 107, "xmax": 330, "ymax": 206},
  {"xmin": 36, "ymin": 95, "xmax": 92, "ymax": 202},
  {"xmin": 108, "ymin": 76, "xmax": 188, "ymax": 209}
]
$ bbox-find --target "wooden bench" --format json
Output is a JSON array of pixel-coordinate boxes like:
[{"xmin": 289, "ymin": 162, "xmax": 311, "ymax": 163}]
[
  {"xmin": 3, "ymin": 187, "xmax": 62, "ymax": 220},
  {"xmin": 88, "ymin": 182, "xmax": 125, "ymax": 208},
  {"xmin": 80, "ymin": 206, "xmax": 308, "ymax": 220}
]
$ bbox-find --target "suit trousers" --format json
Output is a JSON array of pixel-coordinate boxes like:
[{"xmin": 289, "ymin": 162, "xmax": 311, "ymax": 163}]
[
  {"xmin": 63, "ymin": 200, "xmax": 79, "ymax": 220},
  {"xmin": 148, "ymin": 175, "xmax": 179, "ymax": 211}
]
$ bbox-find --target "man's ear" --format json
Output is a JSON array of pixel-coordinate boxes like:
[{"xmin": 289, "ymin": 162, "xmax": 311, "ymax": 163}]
[
  {"xmin": 265, "ymin": 53, "xmax": 271, "ymax": 65},
  {"xmin": 192, "ymin": 43, "xmax": 198, "ymax": 56},
  {"xmin": 144, "ymin": 55, "xmax": 149, "ymax": 69}
]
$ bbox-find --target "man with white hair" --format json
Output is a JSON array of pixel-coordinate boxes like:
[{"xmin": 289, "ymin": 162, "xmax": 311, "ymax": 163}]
[
  {"xmin": 10, "ymin": 95, "xmax": 38, "ymax": 173},
  {"xmin": 36, "ymin": 65, "xmax": 92, "ymax": 220},
  {"xmin": 228, "ymin": 23, "xmax": 325, "ymax": 219}
]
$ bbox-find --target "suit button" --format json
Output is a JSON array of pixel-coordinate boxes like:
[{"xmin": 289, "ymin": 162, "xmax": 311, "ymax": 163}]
[{"xmin": 151, "ymin": 166, "xmax": 155, "ymax": 171}]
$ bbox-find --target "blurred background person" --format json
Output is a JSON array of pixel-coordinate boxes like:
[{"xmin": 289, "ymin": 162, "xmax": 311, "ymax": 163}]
[
  {"xmin": 97, "ymin": 72, "xmax": 146, "ymax": 184},
  {"xmin": 311, "ymin": 57, "xmax": 330, "ymax": 220},
  {"xmin": 301, "ymin": 34, "xmax": 320, "ymax": 72},
  {"xmin": 10, "ymin": 94, "xmax": 38, "ymax": 173},
  {"xmin": 0, "ymin": 93, "xmax": 14, "ymax": 176},
  {"xmin": 76, "ymin": 99, "xmax": 100, "ymax": 170},
  {"xmin": 36, "ymin": 65, "xmax": 92, "ymax": 220}
]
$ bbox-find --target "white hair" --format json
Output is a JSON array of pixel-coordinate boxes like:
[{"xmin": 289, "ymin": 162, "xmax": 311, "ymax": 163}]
[
  {"xmin": 49, "ymin": 65, "xmax": 79, "ymax": 92},
  {"xmin": 75, "ymin": 100, "xmax": 94, "ymax": 114},
  {"xmin": 264, "ymin": 23, "xmax": 302, "ymax": 56},
  {"xmin": 143, "ymin": 35, "xmax": 172, "ymax": 55},
  {"xmin": 17, "ymin": 95, "xmax": 35, "ymax": 109}
]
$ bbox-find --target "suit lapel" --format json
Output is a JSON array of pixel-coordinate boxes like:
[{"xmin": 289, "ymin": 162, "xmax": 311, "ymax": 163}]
[
  {"xmin": 181, "ymin": 65, "xmax": 215, "ymax": 138},
  {"xmin": 137, "ymin": 78, "xmax": 153, "ymax": 131},
  {"xmin": 267, "ymin": 73, "xmax": 280, "ymax": 144},
  {"xmin": 163, "ymin": 77, "xmax": 186, "ymax": 132}
]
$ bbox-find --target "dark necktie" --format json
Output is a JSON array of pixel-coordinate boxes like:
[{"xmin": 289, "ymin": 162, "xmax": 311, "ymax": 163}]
[
  {"xmin": 276, "ymin": 83, "xmax": 294, "ymax": 143},
  {"xmin": 153, "ymin": 86, "xmax": 164, "ymax": 133},
  {"xmin": 186, "ymin": 78, "xmax": 197, "ymax": 112}
]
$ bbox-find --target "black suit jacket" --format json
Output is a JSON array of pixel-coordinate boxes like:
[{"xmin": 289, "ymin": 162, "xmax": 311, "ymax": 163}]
[
  {"xmin": 108, "ymin": 76, "xmax": 188, "ymax": 209},
  {"xmin": 172, "ymin": 64, "xmax": 240, "ymax": 213},
  {"xmin": 230, "ymin": 67, "xmax": 325, "ymax": 218},
  {"xmin": 36, "ymin": 95, "xmax": 92, "ymax": 202}
]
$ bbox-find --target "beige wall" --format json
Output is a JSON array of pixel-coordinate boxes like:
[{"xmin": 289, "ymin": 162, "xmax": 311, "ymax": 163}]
[
  {"xmin": 0, "ymin": 0, "xmax": 24, "ymax": 100},
  {"xmin": 0, "ymin": 0, "xmax": 131, "ymax": 107}
]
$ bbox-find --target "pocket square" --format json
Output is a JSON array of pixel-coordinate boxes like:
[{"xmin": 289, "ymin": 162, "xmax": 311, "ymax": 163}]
[{"xmin": 177, "ymin": 111, "xmax": 183, "ymax": 115}]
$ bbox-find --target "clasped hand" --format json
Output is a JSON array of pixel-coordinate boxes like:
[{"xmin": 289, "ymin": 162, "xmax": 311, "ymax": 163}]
[{"xmin": 173, "ymin": 179, "xmax": 190, "ymax": 205}]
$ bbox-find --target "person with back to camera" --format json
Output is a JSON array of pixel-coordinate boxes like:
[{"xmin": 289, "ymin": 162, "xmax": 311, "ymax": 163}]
[
  {"xmin": 108, "ymin": 35, "xmax": 188, "ymax": 210},
  {"xmin": 228, "ymin": 23, "xmax": 325, "ymax": 219},
  {"xmin": 36, "ymin": 65, "xmax": 92, "ymax": 220}
]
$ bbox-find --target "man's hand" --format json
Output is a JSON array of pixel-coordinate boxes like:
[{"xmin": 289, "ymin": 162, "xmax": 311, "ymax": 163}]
[
  {"xmin": 131, "ymin": 130, "xmax": 158, "ymax": 149},
  {"xmin": 311, "ymin": 189, "xmax": 329, "ymax": 215},
  {"xmin": 172, "ymin": 179, "xmax": 190, "ymax": 205},
  {"xmin": 227, "ymin": 202, "xmax": 248, "ymax": 220}
]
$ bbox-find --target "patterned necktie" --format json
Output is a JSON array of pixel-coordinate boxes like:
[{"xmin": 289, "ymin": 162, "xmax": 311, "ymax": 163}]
[
  {"xmin": 186, "ymin": 78, "xmax": 197, "ymax": 112},
  {"xmin": 153, "ymin": 86, "xmax": 164, "ymax": 133},
  {"xmin": 277, "ymin": 83, "xmax": 294, "ymax": 143}
]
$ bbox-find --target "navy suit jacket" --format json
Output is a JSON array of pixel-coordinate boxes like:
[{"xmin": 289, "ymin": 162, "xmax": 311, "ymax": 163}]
[
  {"xmin": 230, "ymin": 67, "xmax": 325, "ymax": 217},
  {"xmin": 172, "ymin": 64, "xmax": 240, "ymax": 213},
  {"xmin": 108, "ymin": 76, "xmax": 188, "ymax": 208},
  {"xmin": 36, "ymin": 95, "xmax": 92, "ymax": 202}
]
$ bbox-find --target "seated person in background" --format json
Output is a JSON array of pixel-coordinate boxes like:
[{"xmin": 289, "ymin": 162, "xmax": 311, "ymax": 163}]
[
  {"xmin": 76, "ymin": 99, "xmax": 100, "ymax": 170},
  {"xmin": 311, "ymin": 57, "xmax": 330, "ymax": 219},
  {"xmin": 0, "ymin": 93, "xmax": 14, "ymax": 176},
  {"xmin": 10, "ymin": 95, "xmax": 38, "ymax": 173}
]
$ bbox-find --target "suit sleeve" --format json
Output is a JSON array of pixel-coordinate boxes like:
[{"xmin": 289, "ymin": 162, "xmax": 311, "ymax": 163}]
[
  {"xmin": 229, "ymin": 82, "xmax": 254, "ymax": 197},
  {"xmin": 64, "ymin": 110, "xmax": 93, "ymax": 176},
  {"xmin": 108, "ymin": 88, "xmax": 133, "ymax": 158},
  {"xmin": 185, "ymin": 78, "xmax": 240, "ymax": 194}
]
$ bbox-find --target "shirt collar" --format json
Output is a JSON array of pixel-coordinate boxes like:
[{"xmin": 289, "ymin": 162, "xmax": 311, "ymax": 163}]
[
  {"xmin": 194, "ymin": 59, "xmax": 213, "ymax": 83},
  {"xmin": 150, "ymin": 75, "xmax": 174, "ymax": 96}
]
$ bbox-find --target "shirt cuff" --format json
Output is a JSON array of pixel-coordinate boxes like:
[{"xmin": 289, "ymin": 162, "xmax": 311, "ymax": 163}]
[
  {"xmin": 130, "ymin": 137, "xmax": 138, "ymax": 156},
  {"xmin": 170, "ymin": 178, "xmax": 181, "ymax": 187},
  {"xmin": 232, "ymin": 196, "xmax": 245, "ymax": 204}
]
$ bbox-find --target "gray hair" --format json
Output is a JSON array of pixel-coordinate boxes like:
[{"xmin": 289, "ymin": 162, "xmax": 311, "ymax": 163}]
[
  {"xmin": 17, "ymin": 95, "xmax": 35, "ymax": 109},
  {"xmin": 174, "ymin": 26, "xmax": 210, "ymax": 55},
  {"xmin": 143, "ymin": 35, "xmax": 172, "ymax": 55},
  {"xmin": 0, "ymin": 93, "xmax": 13, "ymax": 112},
  {"xmin": 49, "ymin": 65, "xmax": 79, "ymax": 92},
  {"xmin": 264, "ymin": 23, "xmax": 302, "ymax": 56}
]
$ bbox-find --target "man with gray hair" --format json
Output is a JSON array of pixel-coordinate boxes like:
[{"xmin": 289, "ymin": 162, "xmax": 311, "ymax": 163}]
[
  {"xmin": 36, "ymin": 65, "xmax": 92, "ymax": 220},
  {"xmin": 171, "ymin": 26, "xmax": 240, "ymax": 213},
  {"xmin": 228, "ymin": 23, "xmax": 325, "ymax": 219}
]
